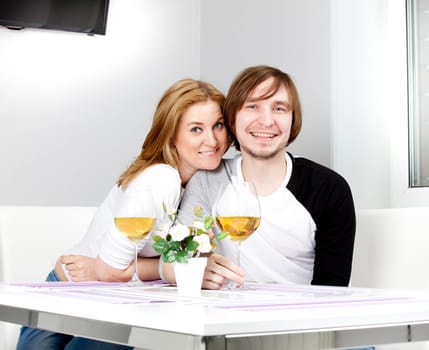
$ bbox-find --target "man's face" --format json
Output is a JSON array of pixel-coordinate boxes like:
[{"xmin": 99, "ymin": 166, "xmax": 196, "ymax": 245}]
[{"xmin": 235, "ymin": 78, "xmax": 293, "ymax": 160}]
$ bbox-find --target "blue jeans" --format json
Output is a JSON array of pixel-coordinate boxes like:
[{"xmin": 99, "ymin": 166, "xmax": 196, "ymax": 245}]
[{"xmin": 15, "ymin": 270, "xmax": 133, "ymax": 350}]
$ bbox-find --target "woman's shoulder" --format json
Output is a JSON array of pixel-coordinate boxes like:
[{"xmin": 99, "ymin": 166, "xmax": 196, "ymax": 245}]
[
  {"xmin": 139, "ymin": 163, "xmax": 179, "ymax": 178},
  {"xmin": 131, "ymin": 164, "xmax": 181, "ymax": 188},
  {"xmin": 144, "ymin": 163, "xmax": 179, "ymax": 177}
]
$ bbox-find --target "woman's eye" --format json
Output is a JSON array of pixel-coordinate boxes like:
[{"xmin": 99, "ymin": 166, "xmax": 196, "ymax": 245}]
[
  {"xmin": 214, "ymin": 122, "xmax": 224, "ymax": 129},
  {"xmin": 245, "ymin": 104, "xmax": 257, "ymax": 110},
  {"xmin": 190, "ymin": 126, "xmax": 202, "ymax": 133}
]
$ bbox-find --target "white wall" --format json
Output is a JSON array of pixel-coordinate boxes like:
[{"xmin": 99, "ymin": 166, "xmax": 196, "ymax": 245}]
[
  {"xmin": 331, "ymin": 0, "xmax": 391, "ymax": 209},
  {"xmin": 0, "ymin": 0, "xmax": 201, "ymax": 206}
]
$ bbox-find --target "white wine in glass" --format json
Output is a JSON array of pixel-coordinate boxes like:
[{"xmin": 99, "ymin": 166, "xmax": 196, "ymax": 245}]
[
  {"xmin": 114, "ymin": 194, "xmax": 157, "ymax": 285},
  {"xmin": 213, "ymin": 178, "xmax": 261, "ymax": 288},
  {"xmin": 114, "ymin": 217, "xmax": 157, "ymax": 241},
  {"xmin": 215, "ymin": 216, "xmax": 260, "ymax": 243}
]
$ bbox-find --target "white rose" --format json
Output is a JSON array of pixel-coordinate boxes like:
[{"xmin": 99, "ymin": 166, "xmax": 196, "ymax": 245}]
[
  {"xmin": 169, "ymin": 224, "xmax": 190, "ymax": 241},
  {"xmin": 193, "ymin": 234, "xmax": 212, "ymax": 253},
  {"xmin": 156, "ymin": 223, "xmax": 170, "ymax": 239}
]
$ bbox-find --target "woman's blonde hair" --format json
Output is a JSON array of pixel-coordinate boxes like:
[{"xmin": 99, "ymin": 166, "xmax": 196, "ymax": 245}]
[{"xmin": 117, "ymin": 79, "xmax": 225, "ymax": 188}]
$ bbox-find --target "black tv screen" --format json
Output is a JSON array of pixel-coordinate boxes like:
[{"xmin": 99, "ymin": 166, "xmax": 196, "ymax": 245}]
[{"xmin": 0, "ymin": 0, "xmax": 110, "ymax": 35}]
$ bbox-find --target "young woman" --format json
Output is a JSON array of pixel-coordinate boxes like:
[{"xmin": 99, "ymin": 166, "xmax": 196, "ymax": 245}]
[{"xmin": 16, "ymin": 78, "xmax": 230, "ymax": 350}]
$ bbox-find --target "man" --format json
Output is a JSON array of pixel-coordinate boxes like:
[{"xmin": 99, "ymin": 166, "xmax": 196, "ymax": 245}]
[{"xmin": 163, "ymin": 65, "xmax": 356, "ymax": 290}]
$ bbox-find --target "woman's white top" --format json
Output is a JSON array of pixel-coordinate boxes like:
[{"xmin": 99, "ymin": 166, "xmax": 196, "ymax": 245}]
[{"xmin": 62, "ymin": 164, "xmax": 182, "ymax": 278}]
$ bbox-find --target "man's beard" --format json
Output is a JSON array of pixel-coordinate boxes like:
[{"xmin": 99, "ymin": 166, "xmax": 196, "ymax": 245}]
[{"xmin": 240, "ymin": 143, "xmax": 285, "ymax": 160}]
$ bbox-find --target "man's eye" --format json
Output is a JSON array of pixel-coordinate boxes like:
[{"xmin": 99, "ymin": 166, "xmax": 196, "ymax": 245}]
[{"xmin": 274, "ymin": 104, "xmax": 291, "ymax": 113}]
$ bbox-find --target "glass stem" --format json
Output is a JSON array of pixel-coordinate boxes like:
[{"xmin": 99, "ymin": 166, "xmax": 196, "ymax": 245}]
[
  {"xmin": 133, "ymin": 242, "xmax": 139, "ymax": 282},
  {"xmin": 236, "ymin": 241, "xmax": 242, "ymax": 267}
]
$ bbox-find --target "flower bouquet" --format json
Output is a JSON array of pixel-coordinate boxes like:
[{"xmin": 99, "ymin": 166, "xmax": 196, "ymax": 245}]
[
  {"xmin": 152, "ymin": 204, "xmax": 224, "ymax": 264},
  {"xmin": 152, "ymin": 204, "xmax": 229, "ymax": 296}
]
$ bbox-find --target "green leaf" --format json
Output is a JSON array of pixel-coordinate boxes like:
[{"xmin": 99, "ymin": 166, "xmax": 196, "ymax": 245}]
[
  {"xmin": 186, "ymin": 240, "xmax": 199, "ymax": 252},
  {"xmin": 163, "ymin": 250, "xmax": 177, "ymax": 263},
  {"xmin": 204, "ymin": 216, "xmax": 214, "ymax": 230},
  {"xmin": 175, "ymin": 251, "xmax": 189, "ymax": 264},
  {"xmin": 170, "ymin": 241, "xmax": 181, "ymax": 250},
  {"xmin": 216, "ymin": 231, "xmax": 229, "ymax": 240},
  {"xmin": 183, "ymin": 235, "xmax": 193, "ymax": 245},
  {"xmin": 152, "ymin": 239, "xmax": 169, "ymax": 254}
]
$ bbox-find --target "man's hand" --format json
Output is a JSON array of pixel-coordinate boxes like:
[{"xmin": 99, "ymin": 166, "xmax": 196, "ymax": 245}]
[{"xmin": 202, "ymin": 253, "xmax": 245, "ymax": 289}]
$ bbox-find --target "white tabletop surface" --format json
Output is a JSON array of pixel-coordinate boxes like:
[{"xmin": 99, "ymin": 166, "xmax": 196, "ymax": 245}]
[{"xmin": 2, "ymin": 281, "xmax": 429, "ymax": 348}]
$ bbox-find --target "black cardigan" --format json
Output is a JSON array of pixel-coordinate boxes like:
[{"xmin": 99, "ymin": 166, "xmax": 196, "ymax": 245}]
[{"xmin": 287, "ymin": 154, "xmax": 356, "ymax": 286}]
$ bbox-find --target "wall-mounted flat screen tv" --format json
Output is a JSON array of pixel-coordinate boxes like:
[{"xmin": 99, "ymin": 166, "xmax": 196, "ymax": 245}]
[{"xmin": 0, "ymin": 0, "xmax": 110, "ymax": 35}]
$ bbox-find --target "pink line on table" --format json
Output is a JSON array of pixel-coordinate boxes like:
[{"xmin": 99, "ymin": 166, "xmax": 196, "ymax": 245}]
[{"xmin": 10, "ymin": 280, "xmax": 167, "ymax": 288}]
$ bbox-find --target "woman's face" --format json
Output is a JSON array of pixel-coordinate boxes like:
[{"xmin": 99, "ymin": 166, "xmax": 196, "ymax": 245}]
[{"xmin": 173, "ymin": 100, "xmax": 228, "ymax": 184}]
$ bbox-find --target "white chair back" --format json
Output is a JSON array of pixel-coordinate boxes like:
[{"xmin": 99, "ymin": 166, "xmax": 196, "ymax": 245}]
[
  {"xmin": 351, "ymin": 207, "xmax": 429, "ymax": 291},
  {"xmin": 0, "ymin": 205, "xmax": 97, "ymax": 350}
]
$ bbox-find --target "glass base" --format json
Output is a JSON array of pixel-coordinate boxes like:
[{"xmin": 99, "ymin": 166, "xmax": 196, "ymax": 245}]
[
  {"xmin": 126, "ymin": 279, "xmax": 145, "ymax": 286},
  {"xmin": 223, "ymin": 279, "xmax": 245, "ymax": 290},
  {"xmin": 126, "ymin": 271, "xmax": 145, "ymax": 286}
]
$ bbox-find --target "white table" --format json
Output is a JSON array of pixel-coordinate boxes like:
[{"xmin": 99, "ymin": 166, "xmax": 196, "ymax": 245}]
[{"xmin": 2, "ymin": 281, "xmax": 429, "ymax": 349}]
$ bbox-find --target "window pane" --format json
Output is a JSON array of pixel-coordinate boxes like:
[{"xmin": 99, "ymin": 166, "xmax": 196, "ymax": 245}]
[
  {"xmin": 408, "ymin": 0, "xmax": 429, "ymax": 187},
  {"xmin": 407, "ymin": 0, "xmax": 429, "ymax": 187}
]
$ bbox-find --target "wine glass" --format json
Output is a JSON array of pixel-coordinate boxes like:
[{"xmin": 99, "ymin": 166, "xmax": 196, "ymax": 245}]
[
  {"xmin": 114, "ymin": 192, "xmax": 157, "ymax": 285},
  {"xmin": 213, "ymin": 177, "xmax": 261, "ymax": 288}
]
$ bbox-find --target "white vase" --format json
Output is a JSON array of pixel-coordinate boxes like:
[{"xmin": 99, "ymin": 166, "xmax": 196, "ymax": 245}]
[{"xmin": 173, "ymin": 257, "xmax": 207, "ymax": 296}]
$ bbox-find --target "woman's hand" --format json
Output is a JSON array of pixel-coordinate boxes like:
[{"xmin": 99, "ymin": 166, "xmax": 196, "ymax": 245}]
[
  {"xmin": 61, "ymin": 255, "xmax": 134, "ymax": 282},
  {"xmin": 202, "ymin": 253, "xmax": 245, "ymax": 289},
  {"xmin": 61, "ymin": 254, "xmax": 98, "ymax": 281}
]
